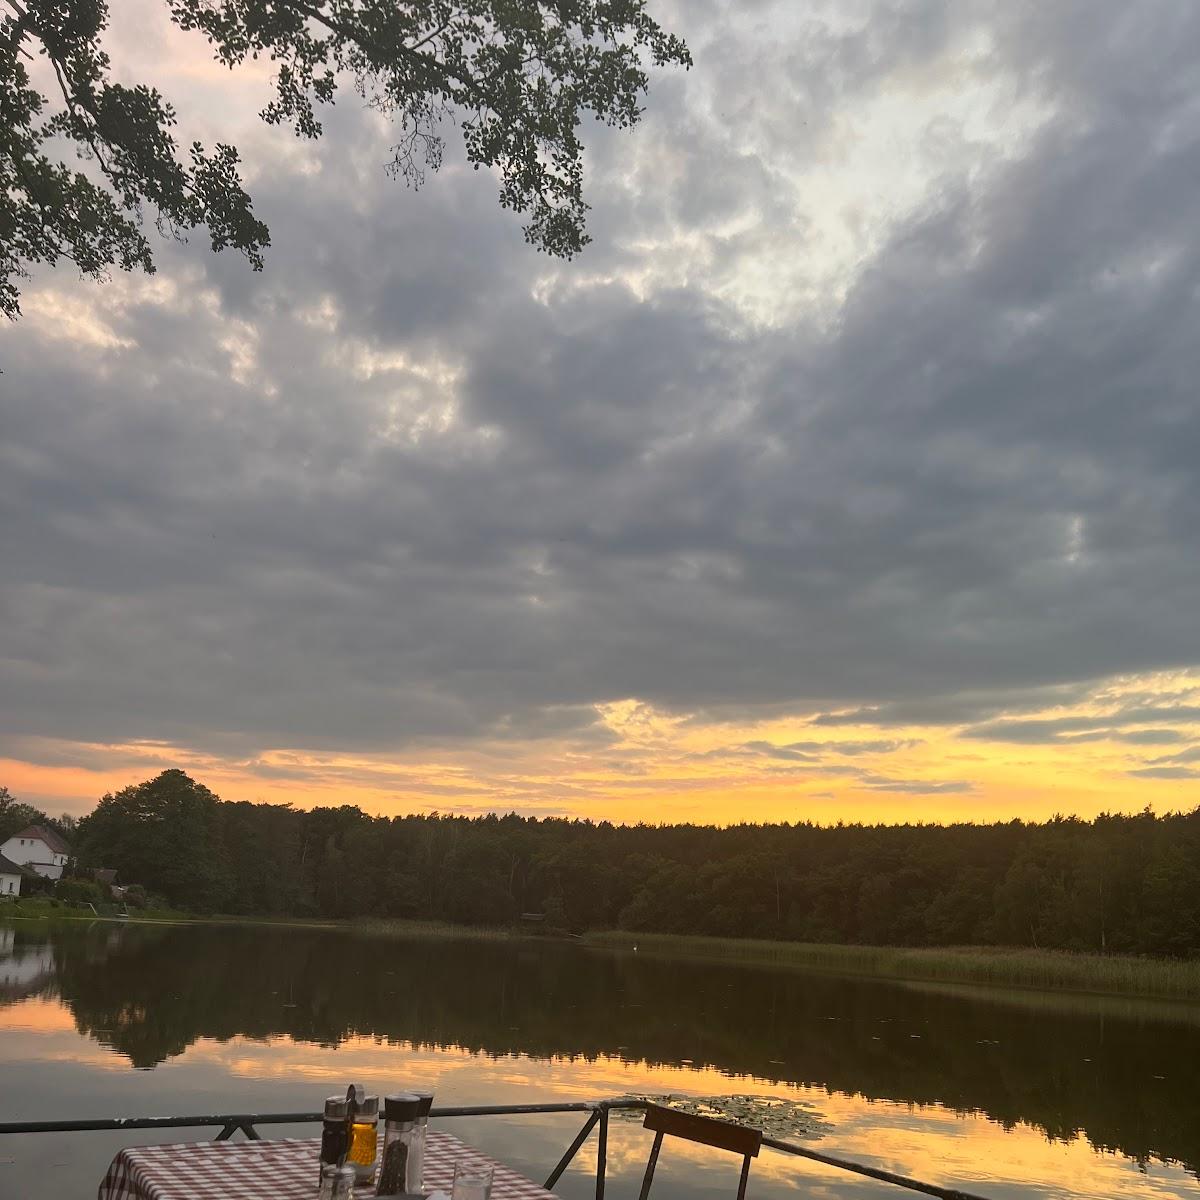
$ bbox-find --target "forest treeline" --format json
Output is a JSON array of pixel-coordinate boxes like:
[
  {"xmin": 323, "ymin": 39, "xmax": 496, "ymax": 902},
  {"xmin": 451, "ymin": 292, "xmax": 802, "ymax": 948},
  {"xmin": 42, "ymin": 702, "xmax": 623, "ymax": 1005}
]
[{"xmin": 53, "ymin": 770, "xmax": 1200, "ymax": 956}]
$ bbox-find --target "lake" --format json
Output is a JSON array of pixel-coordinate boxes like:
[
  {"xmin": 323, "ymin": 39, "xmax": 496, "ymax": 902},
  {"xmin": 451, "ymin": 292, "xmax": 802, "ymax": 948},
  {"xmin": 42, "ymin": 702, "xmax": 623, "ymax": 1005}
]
[{"xmin": 0, "ymin": 920, "xmax": 1197, "ymax": 1200}]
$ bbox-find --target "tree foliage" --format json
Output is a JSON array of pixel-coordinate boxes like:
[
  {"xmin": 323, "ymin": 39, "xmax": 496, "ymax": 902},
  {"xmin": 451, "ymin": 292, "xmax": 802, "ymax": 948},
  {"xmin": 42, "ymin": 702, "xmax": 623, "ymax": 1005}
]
[
  {"xmin": 72, "ymin": 770, "xmax": 1200, "ymax": 957},
  {"xmin": 75, "ymin": 769, "xmax": 231, "ymax": 911},
  {"xmin": 0, "ymin": 0, "xmax": 689, "ymax": 318},
  {"xmin": 0, "ymin": 784, "xmax": 75, "ymax": 845}
]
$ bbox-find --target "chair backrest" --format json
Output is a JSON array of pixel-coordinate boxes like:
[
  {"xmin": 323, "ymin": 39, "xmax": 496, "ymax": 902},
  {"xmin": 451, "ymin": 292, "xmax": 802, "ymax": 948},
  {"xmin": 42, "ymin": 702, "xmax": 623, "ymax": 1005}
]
[{"xmin": 638, "ymin": 1104, "xmax": 762, "ymax": 1199}]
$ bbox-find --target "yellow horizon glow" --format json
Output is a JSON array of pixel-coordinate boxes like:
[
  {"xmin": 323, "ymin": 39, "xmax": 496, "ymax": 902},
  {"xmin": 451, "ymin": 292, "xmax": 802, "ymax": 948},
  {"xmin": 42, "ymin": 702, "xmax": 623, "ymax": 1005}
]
[{"xmin": 5, "ymin": 670, "xmax": 1200, "ymax": 826}]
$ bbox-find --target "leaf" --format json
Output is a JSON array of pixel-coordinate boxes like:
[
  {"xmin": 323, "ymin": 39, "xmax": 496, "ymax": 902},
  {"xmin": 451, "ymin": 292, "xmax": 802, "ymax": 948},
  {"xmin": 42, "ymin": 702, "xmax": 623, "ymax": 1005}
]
[{"xmin": 612, "ymin": 1093, "xmax": 832, "ymax": 1140}]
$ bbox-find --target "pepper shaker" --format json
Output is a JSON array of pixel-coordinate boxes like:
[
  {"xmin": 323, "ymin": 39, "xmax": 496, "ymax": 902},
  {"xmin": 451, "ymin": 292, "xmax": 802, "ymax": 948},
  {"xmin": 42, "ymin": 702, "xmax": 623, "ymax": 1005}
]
[{"xmin": 375, "ymin": 1093, "xmax": 420, "ymax": 1197}]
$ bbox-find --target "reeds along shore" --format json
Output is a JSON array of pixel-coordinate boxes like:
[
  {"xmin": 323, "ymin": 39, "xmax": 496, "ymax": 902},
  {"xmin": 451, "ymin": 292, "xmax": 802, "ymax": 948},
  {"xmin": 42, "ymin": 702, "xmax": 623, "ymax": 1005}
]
[{"xmin": 584, "ymin": 931, "xmax": 1200, "ymax": 1000}]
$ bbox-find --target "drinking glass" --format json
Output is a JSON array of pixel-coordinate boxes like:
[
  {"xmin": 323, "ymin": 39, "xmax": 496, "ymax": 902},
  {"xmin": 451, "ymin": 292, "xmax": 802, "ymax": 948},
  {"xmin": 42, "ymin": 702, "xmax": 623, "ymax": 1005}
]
[{"xmin": 451, "ymin": 1159, "xmax": 494, "ymax": 1200}]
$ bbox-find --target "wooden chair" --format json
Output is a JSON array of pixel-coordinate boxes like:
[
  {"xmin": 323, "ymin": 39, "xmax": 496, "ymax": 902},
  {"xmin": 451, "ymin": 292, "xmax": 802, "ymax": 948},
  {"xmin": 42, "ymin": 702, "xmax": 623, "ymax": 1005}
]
[{"xmin": 637, "ymin": 1103, "xmax": 762, "ymax": 1199}]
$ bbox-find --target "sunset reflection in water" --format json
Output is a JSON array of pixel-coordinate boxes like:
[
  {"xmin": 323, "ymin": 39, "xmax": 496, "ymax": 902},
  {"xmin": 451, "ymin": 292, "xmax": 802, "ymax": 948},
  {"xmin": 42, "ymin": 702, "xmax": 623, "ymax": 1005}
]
[{"xmin": 1, "ymin": 990, "xmax": 1195, "ymax": 1200}]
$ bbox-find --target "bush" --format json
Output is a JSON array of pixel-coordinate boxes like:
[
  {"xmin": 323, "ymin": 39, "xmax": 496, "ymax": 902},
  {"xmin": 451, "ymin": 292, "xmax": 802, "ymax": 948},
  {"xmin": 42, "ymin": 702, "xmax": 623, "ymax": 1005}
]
[
  {"xmin": 543, "ymin": 895, "xmax": 568, "ymax": 933},
  {"xmin": 122, "ymin": 884, "xmax": 148, "ymax": 909},
  {"xmin": 20, "ymin": 872, "xmax": 54, "ymax": 897},
  {"xmin": 56, "ymin": 877, "xmax": 110, "ymax": 907}
]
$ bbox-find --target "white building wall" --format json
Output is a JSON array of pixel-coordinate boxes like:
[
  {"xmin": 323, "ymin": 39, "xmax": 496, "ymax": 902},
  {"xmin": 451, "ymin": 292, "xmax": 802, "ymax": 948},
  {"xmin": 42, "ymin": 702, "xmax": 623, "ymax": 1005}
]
[
  {"xmin": 0, "ymin": 836, "xmax": 66, "ymax": 879},
  {"xmin": 1, "ymin": 872, "xmax": 20, "ymax": 896}
]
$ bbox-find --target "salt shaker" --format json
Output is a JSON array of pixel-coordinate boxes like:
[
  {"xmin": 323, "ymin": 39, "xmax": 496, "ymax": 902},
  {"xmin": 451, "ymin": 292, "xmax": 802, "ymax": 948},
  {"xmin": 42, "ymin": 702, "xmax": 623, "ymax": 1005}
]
[
  {"xmin": 410, "ymin": 1091, "xmax": 434, "ymax": 1191},
  {"xmin": 317, "ymin": 1162, "xmax": 338, "ymax": 1200},
  {"xmin": 331, "ymin": 1164, "xmax": 357, "ymax": 1200}
]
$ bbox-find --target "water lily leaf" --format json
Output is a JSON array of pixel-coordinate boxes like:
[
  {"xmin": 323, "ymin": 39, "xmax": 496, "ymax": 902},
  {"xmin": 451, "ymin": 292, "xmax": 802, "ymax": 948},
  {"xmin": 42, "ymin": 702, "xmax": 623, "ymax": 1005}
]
[{"xmin": 612, "ymin": 1093, "xmax": 831, "ymax": 1140}]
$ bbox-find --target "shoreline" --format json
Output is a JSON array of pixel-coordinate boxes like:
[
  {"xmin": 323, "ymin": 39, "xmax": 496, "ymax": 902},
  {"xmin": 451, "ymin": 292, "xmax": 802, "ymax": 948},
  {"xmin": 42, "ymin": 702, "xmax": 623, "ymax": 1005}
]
[{"xmin": 7, "ymin": 905, "xmax": 1198, "ymax": 1002}]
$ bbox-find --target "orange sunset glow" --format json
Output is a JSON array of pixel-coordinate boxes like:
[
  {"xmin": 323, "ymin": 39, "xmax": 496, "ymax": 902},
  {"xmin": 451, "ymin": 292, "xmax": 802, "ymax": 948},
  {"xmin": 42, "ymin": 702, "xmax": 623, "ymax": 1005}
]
[
  {"xmin": 7, "ymin": 670, "xmax": 1200, "ymax": 823},
  {"xmin": 6, "ymin": 1, "xmax": 1200, "ymax": 834}
]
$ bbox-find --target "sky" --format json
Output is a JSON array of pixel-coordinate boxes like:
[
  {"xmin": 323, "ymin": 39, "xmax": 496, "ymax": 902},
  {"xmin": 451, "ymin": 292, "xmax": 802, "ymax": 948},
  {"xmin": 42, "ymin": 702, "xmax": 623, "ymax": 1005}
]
[{"xmin": 3, "ymin": 0, "xmax": 1200, "ymax": 826}]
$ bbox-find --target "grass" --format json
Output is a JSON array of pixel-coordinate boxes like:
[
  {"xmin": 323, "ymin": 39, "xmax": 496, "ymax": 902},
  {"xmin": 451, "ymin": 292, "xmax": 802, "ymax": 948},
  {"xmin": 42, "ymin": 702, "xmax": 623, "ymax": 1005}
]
[
  {"xmin": 202, "ymin": 915, "xmax": 527, "ymax": 941},
  {"xmin": 345, "ymin": 916, "xmax": 532, "ymax": 941},
  {"xmin": 0, "ymin": 906, "xmax": 541, "ymax": 941},
  {"xmin": 583, "ymin": 930, "xmax": 1200, "ymax": 1001},
  {"xmin": 1, "ymin": 897, "xmax": 187, "ymax": 923},
  {"xmin": 180, "ymin": 913, "xmax": 545, "ymax": 941}
]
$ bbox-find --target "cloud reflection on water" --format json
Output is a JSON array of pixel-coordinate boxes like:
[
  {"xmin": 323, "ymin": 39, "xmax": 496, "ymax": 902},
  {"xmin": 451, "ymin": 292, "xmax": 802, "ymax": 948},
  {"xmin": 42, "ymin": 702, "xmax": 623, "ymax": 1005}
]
[{"xmin": 1, "ymin": 990, "xmax": 1195, "ymax": 1200}]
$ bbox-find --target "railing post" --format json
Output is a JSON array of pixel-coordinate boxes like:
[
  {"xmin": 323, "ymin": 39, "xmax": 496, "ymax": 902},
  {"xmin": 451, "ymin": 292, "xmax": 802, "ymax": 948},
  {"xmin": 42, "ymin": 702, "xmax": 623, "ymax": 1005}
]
[
  {"xmin": 214, "ymin": 1121, "xmax": 260, "ymax": 1141},
  {"xmin": 544, "ymin": 1109, "xmax": 600, "ymax": 1189},
  {"xmin": 594, "ymin": 1104, "xmax": 609, "ymax": 1200},
  {"xmin": 637, "ymin": 1129, "xmax": 663, "ymax": 1200},
  {"xmin": 736, "ymin": 1152, "xmax": 751, "ymax": 1200}
]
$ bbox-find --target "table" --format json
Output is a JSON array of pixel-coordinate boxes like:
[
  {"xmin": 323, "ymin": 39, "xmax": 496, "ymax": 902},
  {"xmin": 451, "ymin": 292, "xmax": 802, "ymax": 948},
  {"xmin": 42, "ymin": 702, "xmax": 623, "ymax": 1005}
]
[{"xmin": 99, "ymin": 1129, "xmax": 557, "ymax": 1200}]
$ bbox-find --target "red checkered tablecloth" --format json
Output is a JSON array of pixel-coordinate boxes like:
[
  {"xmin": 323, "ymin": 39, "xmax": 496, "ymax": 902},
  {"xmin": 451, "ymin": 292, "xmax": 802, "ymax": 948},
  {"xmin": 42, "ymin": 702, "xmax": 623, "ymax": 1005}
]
[{"xmin": 98, "ymin": 1130, "xmax": 557, "ymax": 1200}]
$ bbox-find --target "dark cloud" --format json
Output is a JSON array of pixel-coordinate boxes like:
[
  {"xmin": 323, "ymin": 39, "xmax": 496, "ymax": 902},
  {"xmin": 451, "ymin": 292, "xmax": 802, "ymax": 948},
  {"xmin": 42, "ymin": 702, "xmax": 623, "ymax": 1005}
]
[
  {"xmin": 720, "ymin": 739, "xmax": 915, "ymax": 759},
  {"xmin": 741, "ymin": 741, "xmax": 819, "ymax": 762},
  {"xmin": 1148, "ymin": 746, "xmax": 1200, "ymax": 766},
  {"xmin": 4, "ymin": 0, "xmax": 1200, "ymax": 779},
  {"xmin": 1129, "ymin": 767, "xmax": 1200, "ymax": 781},
  {"xmin": 784, "ymin": 740, "xmax": 917, "ymax": 756},
  {"xmin": 961, "ymin": 708, "xmax": 1200, "ymax": 744},
  {"xmin": 1114, "ymin": 730, "xmax": 1189, "ymax": 746},
  {"xmin": 861, "ymin": 779, "xmax": 975, "ymax": 795},
  {"xmin": 809, "ymin": 684, "xmax": 1099, "ymax": 728}
]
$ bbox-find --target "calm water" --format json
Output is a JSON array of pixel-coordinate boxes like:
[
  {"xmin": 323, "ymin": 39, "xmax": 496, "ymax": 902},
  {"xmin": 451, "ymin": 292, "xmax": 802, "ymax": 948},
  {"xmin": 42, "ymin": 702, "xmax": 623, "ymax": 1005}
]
[{"xmin": 1, "ymin": 921, "xmax": 1197, "ymax": 1200}]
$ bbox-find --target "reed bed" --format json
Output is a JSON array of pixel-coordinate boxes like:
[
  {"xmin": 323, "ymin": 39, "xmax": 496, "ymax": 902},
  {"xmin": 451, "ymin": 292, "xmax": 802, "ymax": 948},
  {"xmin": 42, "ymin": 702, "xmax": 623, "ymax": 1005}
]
[{"xmin": 584, "ymin": 931, "xmax": 1200, "ymax": 1000}]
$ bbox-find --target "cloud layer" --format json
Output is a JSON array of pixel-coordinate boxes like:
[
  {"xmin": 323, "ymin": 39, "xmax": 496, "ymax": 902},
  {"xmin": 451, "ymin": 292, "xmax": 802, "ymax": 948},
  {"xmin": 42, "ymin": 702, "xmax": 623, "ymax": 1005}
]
[{"xmin": 3, "ymin": 0, "xmax": 1200, "ymax": 818}]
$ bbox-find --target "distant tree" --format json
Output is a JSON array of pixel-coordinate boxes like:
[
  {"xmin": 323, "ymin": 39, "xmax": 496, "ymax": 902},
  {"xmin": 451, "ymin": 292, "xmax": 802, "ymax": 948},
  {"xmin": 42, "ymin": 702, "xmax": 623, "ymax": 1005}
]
[
  {"xmin": 0, "ymin": 785, "xmax": 47, "ymax": 843},
  {"xmin": 75, "ymin": 769, "xmax": 232, "ymax": 912},
  {"xmin": 0, "ymin": 0, "xmax": 690, "ymax": 319}
]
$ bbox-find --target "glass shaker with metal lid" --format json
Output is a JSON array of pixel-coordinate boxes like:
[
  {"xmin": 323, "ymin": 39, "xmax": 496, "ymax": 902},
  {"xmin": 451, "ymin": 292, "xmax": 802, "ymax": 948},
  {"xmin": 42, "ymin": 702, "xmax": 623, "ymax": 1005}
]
[
  {"xmin": 374, "ymin": 1092, "xmax": 420, "ymax": 1197},
  {"xmin": 319, "ymin": 1095, "xmax": 350, "ymax": 1184},
  {"xmin": 409, "ymin": 1091, "xmax": 434, "ymax": 1192},
  {"xmin": 348, "ymin": 1094, "xmax": 380, "ymax": 1185},
  {"xmin": 317, "ymin": 1162, "xmax": 338, "ymax": 1200},
  {"xmin": 331, "ymin": 1164, "xmax": 357, "ymax": 1200}
]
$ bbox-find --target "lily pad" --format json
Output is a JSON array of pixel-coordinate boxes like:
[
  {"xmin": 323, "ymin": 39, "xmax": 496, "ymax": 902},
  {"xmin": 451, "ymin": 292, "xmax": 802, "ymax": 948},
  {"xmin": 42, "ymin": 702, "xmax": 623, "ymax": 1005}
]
[{"xmin": 612, "ymin": 1093, "xmax": 831, "ymax": 1140}]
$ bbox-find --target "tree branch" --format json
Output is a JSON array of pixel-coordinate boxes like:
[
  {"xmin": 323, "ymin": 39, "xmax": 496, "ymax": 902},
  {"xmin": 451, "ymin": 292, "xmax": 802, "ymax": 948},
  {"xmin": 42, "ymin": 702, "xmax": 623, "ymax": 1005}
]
[
  {"xmin": 1, "ymin": 0, "xmax": 34, "ymax": 58},
  {"xmin": 45, "ymin": 49, "xmax": 118, "ymax": 186},
  {"xmin": 407, "ymin": 15, "xmax": 452, "ymax": 54},
  {"xmin": 284, "ymin": 0, "xmax": 488, "ymax": 103}
]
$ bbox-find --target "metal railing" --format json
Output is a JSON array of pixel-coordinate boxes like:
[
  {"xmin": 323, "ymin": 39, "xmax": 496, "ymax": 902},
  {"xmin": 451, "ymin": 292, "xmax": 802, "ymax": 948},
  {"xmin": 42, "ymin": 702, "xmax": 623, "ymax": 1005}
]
[{"xmin": 0, "ymin": 1098, "xmax": 995, "ymax": 1200}]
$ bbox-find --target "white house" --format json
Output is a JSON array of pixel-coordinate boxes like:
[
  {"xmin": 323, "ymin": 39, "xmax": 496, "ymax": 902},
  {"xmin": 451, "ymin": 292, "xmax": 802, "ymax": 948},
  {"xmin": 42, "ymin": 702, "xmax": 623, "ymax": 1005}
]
[
  {"xmin": 0, "ymin": 824, "xmax": 71, "ymax": 881},
  {"xmin": 0, "ymin": 853, "xmax": 23, "ymax": 897}
]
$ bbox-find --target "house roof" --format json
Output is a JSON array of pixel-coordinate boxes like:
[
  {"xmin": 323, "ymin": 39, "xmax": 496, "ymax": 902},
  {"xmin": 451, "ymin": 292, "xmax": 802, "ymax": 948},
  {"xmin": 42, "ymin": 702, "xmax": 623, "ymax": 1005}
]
[
  {"xmin": 0, "ymin": 853, "xmax": 28, "ymax": 876},
  {"xmin": 8, "ymin": 824, "xmax": 71, "ymax": 855}
]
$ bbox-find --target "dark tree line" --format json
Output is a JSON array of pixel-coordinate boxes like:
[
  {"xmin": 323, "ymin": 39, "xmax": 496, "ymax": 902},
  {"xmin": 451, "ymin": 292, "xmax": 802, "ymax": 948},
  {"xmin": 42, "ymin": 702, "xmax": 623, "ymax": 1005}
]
[{"xmin": 68, "ymin": 770, "xmax": 1200, "ymax": 956}]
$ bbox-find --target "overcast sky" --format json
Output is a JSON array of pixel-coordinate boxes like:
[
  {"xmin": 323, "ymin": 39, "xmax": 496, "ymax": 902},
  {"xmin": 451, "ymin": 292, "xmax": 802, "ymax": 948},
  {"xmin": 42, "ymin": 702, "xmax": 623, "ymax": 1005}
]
[{"xmin": 4, "ymin": 0, "xmax": 1200, "ymax": 823}]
